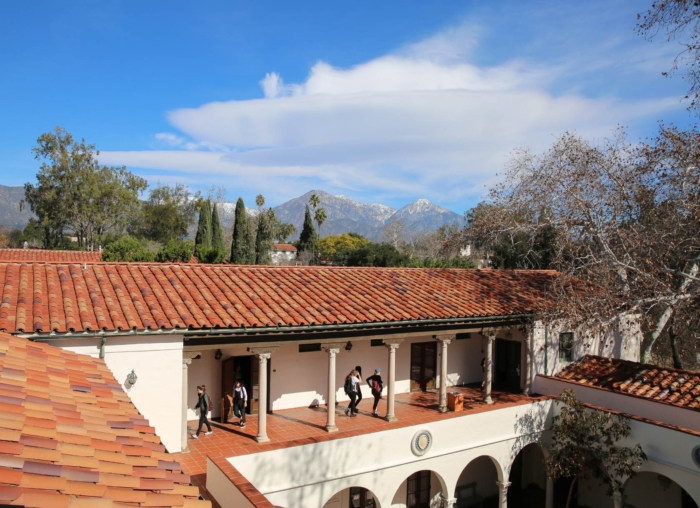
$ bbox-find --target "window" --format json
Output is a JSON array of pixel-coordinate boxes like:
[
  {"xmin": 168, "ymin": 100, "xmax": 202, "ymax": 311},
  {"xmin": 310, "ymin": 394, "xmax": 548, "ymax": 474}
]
[
  {"xmin": 456, "ymin": 333, "xmax": 471, "ymax": 340},
  {"xmin": 298, "ymin": 343, "xmax": 321, "ymax": 353},
  {"xmin": 371, "ymin": 339, "xmax": 384, "ymax": 347},
  {"xmin": 559, "ymin": 332, "xmax": 574, "ymax": 361},
  {"xmin": 349, "ymin": 487, "xmax": 376, "ymax": 508},
  {"xmin": 406, "ymin": 470, "xmax": 431, "ymax": 508}
]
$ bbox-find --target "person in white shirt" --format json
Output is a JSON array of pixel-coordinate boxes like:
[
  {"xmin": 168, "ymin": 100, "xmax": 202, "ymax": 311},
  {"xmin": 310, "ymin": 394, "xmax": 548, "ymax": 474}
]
[
  {"xmin": 344, "ymin": 369, "xmax": 360, "ymax": 417},
  {"xmin": 227, "ymin": 380, "xmax": 248, "ymax": 428}
]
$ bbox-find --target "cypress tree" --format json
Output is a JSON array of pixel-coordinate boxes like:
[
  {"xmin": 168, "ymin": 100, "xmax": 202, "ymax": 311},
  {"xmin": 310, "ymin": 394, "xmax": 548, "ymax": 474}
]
[
  {"xmin": 255, "ymin": 210, "xmax": 273, "ymax": 264},
  {"xmin": 211, "ymin": 203, "xmax": 225, "ymax": 257},
  {"xmin": 194, "ymin": 199, "xmax": 212, "ymax": 249},
  {"xmin": 230, "ymin": 198, "xmax": 249, "ymax": 264},
  {"xmin": 298, "ymin": 205, "xmax": 317, "ymax": 252}
]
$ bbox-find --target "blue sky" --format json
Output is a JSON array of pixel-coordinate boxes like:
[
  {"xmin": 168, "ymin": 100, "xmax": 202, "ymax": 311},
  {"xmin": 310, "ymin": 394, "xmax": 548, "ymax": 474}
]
[{"xmin": 0, "ymin": 0, "xmax": 694, "ymax": 213}]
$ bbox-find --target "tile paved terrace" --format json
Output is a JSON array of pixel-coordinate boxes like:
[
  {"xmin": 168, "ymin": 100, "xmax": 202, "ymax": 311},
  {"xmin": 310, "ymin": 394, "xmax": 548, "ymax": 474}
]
[{"xmin": 173, "ymin": 386, "xmax": 548, "ymax": 506}]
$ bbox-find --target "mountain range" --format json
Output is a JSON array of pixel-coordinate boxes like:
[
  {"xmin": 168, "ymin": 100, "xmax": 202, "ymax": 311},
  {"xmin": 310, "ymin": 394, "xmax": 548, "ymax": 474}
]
[{"xmin": 0, "ymin": 185, "xmax": 463, "ymax": 240}]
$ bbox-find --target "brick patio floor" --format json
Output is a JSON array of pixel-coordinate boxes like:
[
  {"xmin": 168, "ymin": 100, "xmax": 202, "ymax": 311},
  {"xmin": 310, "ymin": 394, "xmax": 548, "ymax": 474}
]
[{"xmin": 173, "ymin": 386, "xmax": 547, "ymax": 506}]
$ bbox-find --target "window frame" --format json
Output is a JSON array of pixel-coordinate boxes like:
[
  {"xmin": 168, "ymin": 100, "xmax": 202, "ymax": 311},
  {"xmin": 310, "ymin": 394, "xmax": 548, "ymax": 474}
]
[{"xmin": 559, "ymin": 332, "xmax": 574, "ymax": 361}]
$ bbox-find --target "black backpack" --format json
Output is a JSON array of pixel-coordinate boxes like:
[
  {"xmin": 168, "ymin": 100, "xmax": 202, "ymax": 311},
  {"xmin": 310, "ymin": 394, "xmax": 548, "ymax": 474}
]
[{"xmin": 344, "ymin": 378, "xmax": 353, "ymax": 395}]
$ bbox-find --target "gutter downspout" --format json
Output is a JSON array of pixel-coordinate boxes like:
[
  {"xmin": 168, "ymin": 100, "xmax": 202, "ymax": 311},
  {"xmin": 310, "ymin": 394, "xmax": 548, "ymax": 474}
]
[
  {"xmin": 99, "ymin": 336, "xmax": 106, "ymax": 359},
  {"xmin": 544, "ymin": 325, "xmax": 549, "ymax": 376}
]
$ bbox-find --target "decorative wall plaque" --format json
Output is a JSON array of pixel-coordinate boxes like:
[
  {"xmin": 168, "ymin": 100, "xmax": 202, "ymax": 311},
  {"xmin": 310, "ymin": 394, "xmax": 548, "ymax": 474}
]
[{"xmin": 411, "ymin": 430, "xmax": 433, "ymax": 456}]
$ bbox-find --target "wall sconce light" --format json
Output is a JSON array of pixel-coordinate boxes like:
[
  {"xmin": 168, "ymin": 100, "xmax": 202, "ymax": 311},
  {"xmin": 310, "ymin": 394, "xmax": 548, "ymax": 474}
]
[
  {"xmin": 215, "ymin": 349, "xmax": 222, "ymax": 360},
  {"xmin": 126, "ymin": 369, "xmax": 138, "ymax": 386},
  {"xmin": 345, "ymin": 341, "xmax": 353, "ymax": 351}
]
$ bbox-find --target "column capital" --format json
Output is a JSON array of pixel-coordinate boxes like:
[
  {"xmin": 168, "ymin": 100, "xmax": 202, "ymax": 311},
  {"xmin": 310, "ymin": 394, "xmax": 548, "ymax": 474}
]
[
  {"xmin": 321, "ymin": 343, "xmax": 344, "ymax": 355},
  {"xmin": 440, "ymin": 496, "xmax": 457, "ymax": 508},
  {"xmin": 496, "ymin": 480, "xmax": 511, "ymax": 492},
  {"xmin": 183, "ymin": 351, "xmax": 201, "ymax": 362},
  {"xmin": 248, "ymin": 345, "xmax": 280, "ymax": 358},
  {"xmin": 383, "ymin": 338, "xmax": 404, "ymax": 349},
  {"xmin": 433, "ymin": 333, "xmax": 455, "ymax": 344},
  {"xmin": 481, "ymin": 328, "xmax": 499, "ymax": 340}
]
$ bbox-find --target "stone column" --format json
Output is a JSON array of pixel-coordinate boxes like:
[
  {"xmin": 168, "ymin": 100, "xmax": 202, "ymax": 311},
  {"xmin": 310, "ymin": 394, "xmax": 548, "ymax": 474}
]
[
  {"xmin": 181, "ymin": 351, "xmax": 201, "ymax": 453},
  {"xmin": 524, "ymin": 326, "xmax": 533, "ymax": 395},
  {"xmin": 434, "ymin": 334, "xmax": 455, "ymax": 412},
  {"xmin": 496, "ymin": 481, "xmax": 510, "ymax": 508},
  {"xmin": 484, "ymin": 331, "xmax": 496, "ymax": 405},
  {"xmin": 383, "ymin": 339, "xmax": 403, "ymax": 422},
  {"xmin": 247, "ymin": 346, "xmax": 279, "ymax": 443},
  {"xmin": 545, "ymin": 477, "xmax": 554, "ymax": 508},
  {"xmin": 322, "ymin": 343, "xmax": 344, "ymax": 433},
  {"xmin": 613, "ymin": 490, "xmax": 623, "ymax": 508}
]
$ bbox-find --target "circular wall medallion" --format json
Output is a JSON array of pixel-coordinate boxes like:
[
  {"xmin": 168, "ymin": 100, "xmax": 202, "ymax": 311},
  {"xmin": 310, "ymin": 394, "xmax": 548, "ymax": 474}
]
[
  {"xmin": 693, "ymin": 445, "xmax": 700, "ymax": 469},
  {"xmin": 411, "ymin": 430, "xmax": 433, "ymax": 456}
]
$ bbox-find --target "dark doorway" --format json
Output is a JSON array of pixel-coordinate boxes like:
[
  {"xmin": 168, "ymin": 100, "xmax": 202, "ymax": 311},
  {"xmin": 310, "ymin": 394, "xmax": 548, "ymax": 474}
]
[
  {"xmin": 410, "ymin": 342, "xmax": 437, "ymax": 392},
  {"xmin": 221, "ymin": 355, "xmax": 271, "ymax": 421},
  {"xmin": 349, "ymin": 487, "xmax": 376, "ymax": 508},
  {"xmin": 407, "ymin": 470, "xmax": 431, "ymax": 508},
  {"xmin": 495, "ymin": 339, "xmax": 522, "ymax": 392}
]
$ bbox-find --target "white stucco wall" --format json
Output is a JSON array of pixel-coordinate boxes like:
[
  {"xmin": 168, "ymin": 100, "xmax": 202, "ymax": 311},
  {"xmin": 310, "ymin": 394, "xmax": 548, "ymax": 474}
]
[
  {"xmin": 219, "ymin": 399, "xmax": 554, "ymax": 508},
  {"xmin": 39, "ymin": 334, "xmax": 184, "ymax": 453}
]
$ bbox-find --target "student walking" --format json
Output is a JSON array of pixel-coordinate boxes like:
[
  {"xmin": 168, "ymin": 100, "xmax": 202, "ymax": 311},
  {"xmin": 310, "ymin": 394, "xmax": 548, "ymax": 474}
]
[
  {"xmin": 344, "ymin": 369, "xmax": 360, "ymax": 417},
  {"xmin": 230, "ymin": 380, "xmax": 248, "ymax": 428},
  {"xmin": 366, "ymin": 368, "xmax": 384, "ymax": 417},
  {"xmin": 354, "ymin": 365, "xmax": 363, "ymax": 408},
  {"xmin": 192, "ymin": 385, "xmax": 213, "ymax": 439}
]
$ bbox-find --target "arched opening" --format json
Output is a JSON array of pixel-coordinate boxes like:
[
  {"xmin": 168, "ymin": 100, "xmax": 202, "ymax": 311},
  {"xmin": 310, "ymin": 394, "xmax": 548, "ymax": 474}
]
[
  {"xmin": 624, "ymin": 472, "xmax": 698, "ymax": 508},
  {"xmin": 507, "ymin": 443, "xmax": 547, "ymax": 508},
  {"xmin": 454, "ymin": 456, "xmax": 501, "ymax": 508},
  {"xmin": 322, "ymin": 486, "xmax": 381, "ymax": 508},
  {"xmin": 392, "ymin": 470, "xmax": 447, "ymax": 508}
]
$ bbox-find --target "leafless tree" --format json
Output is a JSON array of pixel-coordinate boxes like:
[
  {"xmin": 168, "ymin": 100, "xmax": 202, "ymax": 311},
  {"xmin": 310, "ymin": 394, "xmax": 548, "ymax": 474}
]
[
  {"xmin": 637, "ymin": 0, "xmax": 700, "ymax": 111},
  {"xmin": 467, "ymin": 126, "xmax": 700, "ymax": 362},
  {"xmin": 380, "ymin": 219, "xmax": 407, "ymax": 250}
]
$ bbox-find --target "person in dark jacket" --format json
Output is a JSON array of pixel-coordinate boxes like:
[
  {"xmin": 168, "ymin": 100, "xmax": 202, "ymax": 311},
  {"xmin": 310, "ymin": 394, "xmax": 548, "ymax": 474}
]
[
  {"xmin": 192, "ymin": 385, "xmax": 213, "ymax": 439},
  {"xmin": 354, "ymin": 365, "xmax": 363, "ymax": 409},
  {"xmin": 226, "ymin": 380, "xmax": 248, "ymax": 428},
  {"xmin": 344, "ymin": 369, "xmax": 360, "ymax": 417},
  {"xmin": 366, "ymin": 368, "xmax": 384, "ymax": 417}
]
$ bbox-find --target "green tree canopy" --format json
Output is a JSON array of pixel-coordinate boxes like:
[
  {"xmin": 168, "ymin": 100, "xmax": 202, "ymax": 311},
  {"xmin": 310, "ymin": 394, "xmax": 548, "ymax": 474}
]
[
  {"xmin": 317, "ymin": 233, "xmax": 370, "ymax": 260},
  {"xmin": 25, "ymin": 127, "xmax": 147, "ymax": 249},
  {"xmin": 135, "ymin": 183, "xmax": 198, "ymax": 244},
  {"xmin": 230, "ymin": 198, "xmax": 253, "ymax": 264},
  {"xmin": 194, "ymin": 199, "xmax": 212, "ymax": 250},
  {"xmin": 101, "ymin": 236, "xmax": 155, "ymax": 262},
  {"xmin": 298, "ymin": 205, "xmax": 317, "ymax": 252},
  {"xmin": 210, "ymin": 203, "xmax": 226, "ymax": 261},
  {"xmin": 254, "ymin": 209, "xmax": 274, "ymax": 265},
  {"xmin": 155, "ymin": 239, "xmax": 194, "ymax": 263}
]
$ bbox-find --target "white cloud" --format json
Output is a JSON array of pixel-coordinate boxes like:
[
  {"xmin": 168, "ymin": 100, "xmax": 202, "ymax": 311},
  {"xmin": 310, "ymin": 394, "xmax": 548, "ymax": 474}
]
[{"xmin": 100, "ymin": 19, "xmax": 681, "ymax": 209}]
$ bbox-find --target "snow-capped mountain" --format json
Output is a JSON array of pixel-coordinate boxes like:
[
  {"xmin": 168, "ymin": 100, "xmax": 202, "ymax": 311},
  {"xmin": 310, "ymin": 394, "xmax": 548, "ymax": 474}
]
[
  {"xmin": 389, "ymin": 199, "xmax": 463, "ymax": 232},
  {"xmin": 272, "ymin": 191, "xmax": 461, "ymax": 240}
]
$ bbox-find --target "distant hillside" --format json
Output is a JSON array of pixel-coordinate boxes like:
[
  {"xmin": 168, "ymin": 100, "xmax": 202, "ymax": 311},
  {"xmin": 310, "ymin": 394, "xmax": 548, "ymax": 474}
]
[{"xmin": 0, "ymin": 185, "xmax": 33, "ymax": 229}]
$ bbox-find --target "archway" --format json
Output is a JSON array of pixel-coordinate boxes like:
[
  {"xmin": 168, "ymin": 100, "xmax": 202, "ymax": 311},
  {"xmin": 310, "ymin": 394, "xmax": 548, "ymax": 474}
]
[
  {"xmin": 454, "ymin": 456, "xmax": 502, "ymax": 508},
  {"xmin": 624, "ymin": 472, "xmax": 698, "ymax": 508},
  {"xmin": 322, "ymin": 486, "xmax": 381, "ymax": 508},
  {"xmin": 391, "ymin": 470, "xmax": 447, "ymax": 508},
  {"xmin": 507, "ymin": 443, "xmax": 547, "ymax": 508}
]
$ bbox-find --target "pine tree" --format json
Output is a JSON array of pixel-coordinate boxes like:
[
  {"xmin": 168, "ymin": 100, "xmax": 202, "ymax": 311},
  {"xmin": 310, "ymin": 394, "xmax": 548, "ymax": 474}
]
[
  {"xmin": 194, "ymin": 199, "xmax": 212, "ymax": 261},
  {"xmin": 298, "ymin": 205, "xmax": 317, "ymax": 252},
  {"xmin": 210, "ymin": 203, "xmax": 225, "ymax": 259},
  {"xmin": 255, "ymin": 210, "xmax": 273, "ymax": 264},
  {"xmin": 230, "ymin": 198, "xmax": 250, "ymax": 264}
]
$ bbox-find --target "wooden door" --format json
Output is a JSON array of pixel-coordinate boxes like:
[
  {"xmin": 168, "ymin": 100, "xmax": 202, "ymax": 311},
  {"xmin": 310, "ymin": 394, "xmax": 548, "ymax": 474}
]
[
  {"xmin": 221, "ymin": 357, "xmax": 234, "ymax": 422},
  {"xmin": 406, "ymin": 471, "xmax": 431, "ymax": 508},
  {"xmin": 410, "ymin": 342, "xmax": 437, "ymax": 392}
]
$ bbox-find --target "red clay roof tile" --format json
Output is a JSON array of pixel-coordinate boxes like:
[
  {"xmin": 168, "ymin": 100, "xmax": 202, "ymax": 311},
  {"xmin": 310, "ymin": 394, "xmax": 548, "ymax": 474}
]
[
  {"xmin": 0, "ymin": 333, "xmax": 210, "ymax": 507},
  {"xmin": 0, "ymin": 263, "xmax": 559, "ymax": 335},
  {"xmin": 557, "ymin": 355, "xmax": 700, "ymax": 412},
  {"xmin": 0, "ymin": 249, "xmax": 101, "ymax": 263}
]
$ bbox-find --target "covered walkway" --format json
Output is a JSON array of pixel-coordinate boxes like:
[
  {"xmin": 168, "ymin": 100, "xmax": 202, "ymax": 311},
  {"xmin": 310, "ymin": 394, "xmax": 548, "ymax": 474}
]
[{"xmin": 172, "ymin": 386, "xmax": 546, "ymax": 505}]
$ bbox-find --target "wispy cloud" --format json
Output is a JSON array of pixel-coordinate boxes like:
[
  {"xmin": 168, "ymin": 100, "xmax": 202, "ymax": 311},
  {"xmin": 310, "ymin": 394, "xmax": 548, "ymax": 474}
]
[{"xmin": 99, "ymin": 14, "xmax": 682, "ymax": 210}]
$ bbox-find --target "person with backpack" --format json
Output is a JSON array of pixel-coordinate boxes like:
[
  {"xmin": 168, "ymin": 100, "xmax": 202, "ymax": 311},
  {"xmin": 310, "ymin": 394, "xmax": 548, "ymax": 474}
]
[
  {"xmin": 226, "ymin": 380, "xmax": 248, "ymax": 428},
  {"xmin": 192, "ymin": 385, "xmax": 213, "ymax": 439},
  {"xmin": 366, "ymin": 368, "xmax": 384, "ymax": 417},
  {"xmin": 343, "ymin": 369, "xmax": 360, "ymax": 417}
]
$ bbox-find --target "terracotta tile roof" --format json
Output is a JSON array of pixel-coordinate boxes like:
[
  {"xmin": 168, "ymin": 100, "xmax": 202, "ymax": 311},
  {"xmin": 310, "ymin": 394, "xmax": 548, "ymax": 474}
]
[
  {"xmin": 0, "ymin": 332, "xmax": 210, "ymax": 508},
  {"xmin": 0, "ymin": 249, "xmax": 102, "ymax": 263},
  {"xmin": 272, "ymin": 244, "xmax": 297, "ymax": 252},
  {"xmin": 556, "ymin": 355, "xmax": 700, "ymax": 411},
  {"xmin": 0, "ymin": 263, "xmax": 557, "ymax": 334}
]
